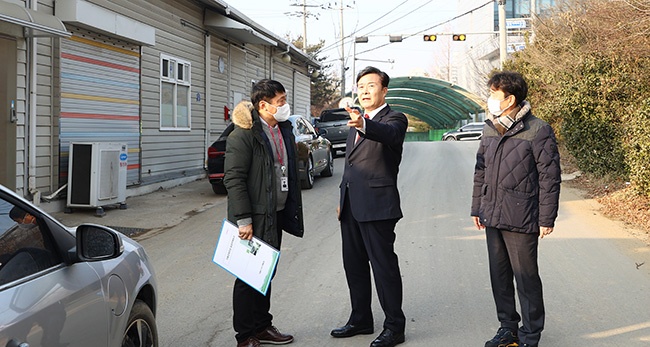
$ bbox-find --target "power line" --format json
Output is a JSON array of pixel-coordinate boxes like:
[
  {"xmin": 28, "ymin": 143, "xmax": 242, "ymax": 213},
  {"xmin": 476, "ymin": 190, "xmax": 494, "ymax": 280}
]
[
  {"xmin": 318, "ymin": 0, "xmax": 494, "ymax": 63},
  {"xmin": 355, "ymin": 0, "xmax": 494, "ymax": 56},
  {"xmin": 343, "ymin": 0, "xmax": 431, "ymax": 67},
  {"xmin": 354, "ymin": 0, "xmax": 411, "ymax": 38},
  {"xmin": 318, "ymin": 0, "xmax": 412, "ymax": 54}
]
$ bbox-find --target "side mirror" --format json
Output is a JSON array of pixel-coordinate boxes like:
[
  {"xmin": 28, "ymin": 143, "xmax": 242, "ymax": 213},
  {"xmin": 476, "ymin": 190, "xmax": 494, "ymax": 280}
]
[{"xmin": 73, "ymin": 224, "xmax": 124, "ymax": 262}]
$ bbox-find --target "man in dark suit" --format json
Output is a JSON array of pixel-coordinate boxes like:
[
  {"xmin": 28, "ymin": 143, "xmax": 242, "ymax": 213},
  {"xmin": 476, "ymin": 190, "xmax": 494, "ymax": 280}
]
[{"xmin": 330, "ymin": 66, "xmax": 408, "ymax": 347}]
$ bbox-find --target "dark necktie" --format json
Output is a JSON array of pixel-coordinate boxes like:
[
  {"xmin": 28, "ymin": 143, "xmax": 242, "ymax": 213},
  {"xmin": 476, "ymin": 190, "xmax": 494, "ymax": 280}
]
[{"xmin": 355, "ymin": 114, "xmax": 370, "ymax": 144}]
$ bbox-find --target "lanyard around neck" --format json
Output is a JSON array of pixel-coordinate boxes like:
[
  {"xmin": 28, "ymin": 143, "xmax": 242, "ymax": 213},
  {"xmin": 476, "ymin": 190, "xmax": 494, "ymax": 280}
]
[{"xmin": 267, "ymin": 125, "xmax": 285, "ymax": 166}]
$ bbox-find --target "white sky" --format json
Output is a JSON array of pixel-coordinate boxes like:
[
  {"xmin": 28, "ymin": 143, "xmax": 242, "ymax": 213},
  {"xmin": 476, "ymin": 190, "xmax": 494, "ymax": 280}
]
[{"xmin": 227, "ymin": 0, "xmax": 490, "ymax": 93}]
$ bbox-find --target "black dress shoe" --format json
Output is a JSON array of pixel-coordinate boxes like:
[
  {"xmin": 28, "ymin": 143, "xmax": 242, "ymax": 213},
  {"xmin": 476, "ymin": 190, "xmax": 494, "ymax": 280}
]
[
  {"xmin": 330, "ymin": 324, "xmax": 374, "ymax": 338},
  {"xmin": 370, "ymin": 328, "xmax": 405, "ymax": 347}
]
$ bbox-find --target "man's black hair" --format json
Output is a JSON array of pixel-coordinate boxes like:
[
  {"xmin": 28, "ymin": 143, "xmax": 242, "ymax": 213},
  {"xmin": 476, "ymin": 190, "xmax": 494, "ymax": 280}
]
[
  {"xmin": 9, "ymin": 206, "xmax": 27, "ymax": 222},
  {"xmin": 356, "ymin": 66, "xmax": 390, "ymax": 88},
  {"xmin": 251, "ymin": 79, "xmax": 286, "ymax": 111},
  {"xmin": 487, "ymin": 71, "xmax": 528, "ymax": 106}
]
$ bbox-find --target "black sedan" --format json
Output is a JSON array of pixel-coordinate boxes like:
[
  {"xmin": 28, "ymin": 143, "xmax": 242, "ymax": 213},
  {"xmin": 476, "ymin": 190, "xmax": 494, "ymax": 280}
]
[{"xmin": 207, "ymin": 115, "xmax": 334, "ymax": 194}]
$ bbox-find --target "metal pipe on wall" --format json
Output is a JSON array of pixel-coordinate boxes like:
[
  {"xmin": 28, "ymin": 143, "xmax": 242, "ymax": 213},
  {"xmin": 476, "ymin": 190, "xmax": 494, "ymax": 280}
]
[
  {"xmin": 204, "ymin": 33, "xmax": 211, "ymax": 169},
  {"xmin": 28, "ymin": 0, "xmax": 40, "ymax": 204}
]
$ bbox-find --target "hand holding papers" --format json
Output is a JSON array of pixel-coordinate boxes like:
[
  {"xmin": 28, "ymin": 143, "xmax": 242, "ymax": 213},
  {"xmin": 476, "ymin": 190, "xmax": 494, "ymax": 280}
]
[{"xmin": 213, "ymin": 219, "xmax": 280, "ymax": 295}]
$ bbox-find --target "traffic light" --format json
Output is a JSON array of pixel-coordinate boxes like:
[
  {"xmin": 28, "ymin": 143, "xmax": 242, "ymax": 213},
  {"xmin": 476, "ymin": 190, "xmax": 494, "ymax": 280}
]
[
  {"xmin": 452, "ymin": 34, "xmax": 467, "ymax": 41},
  {"xmin": 423, "ymin": 34, "xmax": 437, "ymax": 41}
]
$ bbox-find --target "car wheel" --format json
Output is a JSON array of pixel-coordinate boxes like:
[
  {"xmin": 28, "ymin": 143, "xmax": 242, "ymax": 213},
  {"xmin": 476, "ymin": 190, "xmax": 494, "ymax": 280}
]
[
  {"xmin": 122, "ymin": 300, "xmax": 158, "ymax": 347},
  {"xmin": 301, "ymin": 156, "xmax": 315, "ymax": 189},
  {"xmin": 444, "ymin": 136, "xmax": 456, "ymax": 141},
  {"xmin": 321, "ymin": 150, "xmax": 334, "ymax": 177},
  {"xmin": 211, "ymin": 182, "xmax": 227, "ymax": 195}
]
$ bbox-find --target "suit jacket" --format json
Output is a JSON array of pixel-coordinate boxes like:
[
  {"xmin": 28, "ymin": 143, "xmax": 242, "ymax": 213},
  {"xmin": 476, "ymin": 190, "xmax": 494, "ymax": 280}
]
[{"xmin": 339, "ymin": 105, "xmax": 408, "ymax": 222}]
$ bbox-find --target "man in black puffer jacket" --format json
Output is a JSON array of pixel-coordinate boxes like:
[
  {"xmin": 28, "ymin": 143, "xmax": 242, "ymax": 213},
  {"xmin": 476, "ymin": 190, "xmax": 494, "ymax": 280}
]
[{"xmin": 471, "ymin": 71, "xmax": 561, "ymax": 347}]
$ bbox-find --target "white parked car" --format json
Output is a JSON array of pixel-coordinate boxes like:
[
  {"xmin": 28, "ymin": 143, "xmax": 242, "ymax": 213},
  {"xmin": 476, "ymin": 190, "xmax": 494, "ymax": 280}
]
[{"xmin": 442, "ymin": 122, "xmax": 485, "ymax": 141}]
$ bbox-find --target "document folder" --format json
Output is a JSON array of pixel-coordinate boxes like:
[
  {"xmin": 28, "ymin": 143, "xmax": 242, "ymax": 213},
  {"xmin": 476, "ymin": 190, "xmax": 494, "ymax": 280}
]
[{"xmin": 213, "ymin": 219, "xmax": 280, "ymax": 295}]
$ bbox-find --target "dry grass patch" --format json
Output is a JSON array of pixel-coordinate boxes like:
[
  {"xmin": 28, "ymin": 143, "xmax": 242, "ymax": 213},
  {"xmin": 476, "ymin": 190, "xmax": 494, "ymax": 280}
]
[{"xmin": 564, "ymin": 174, "xmax": 650, "ymax": 245}]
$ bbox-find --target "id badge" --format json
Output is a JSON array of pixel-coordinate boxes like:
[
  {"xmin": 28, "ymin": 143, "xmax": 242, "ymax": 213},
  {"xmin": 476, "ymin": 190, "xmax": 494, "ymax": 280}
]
[{"xmin": 280, "ymin": 176, "xmax": 289, "ymax": 192}]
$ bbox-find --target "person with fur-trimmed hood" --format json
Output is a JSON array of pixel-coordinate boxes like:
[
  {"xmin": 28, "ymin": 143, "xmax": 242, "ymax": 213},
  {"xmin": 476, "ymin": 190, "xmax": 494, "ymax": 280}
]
[
  {"xmin": 471, "ymin": 71, "xmax": 561, "ymax": 347},
  {"xmin": 223, "ymin": 79, "xmax": 304, "ymax": 347}
]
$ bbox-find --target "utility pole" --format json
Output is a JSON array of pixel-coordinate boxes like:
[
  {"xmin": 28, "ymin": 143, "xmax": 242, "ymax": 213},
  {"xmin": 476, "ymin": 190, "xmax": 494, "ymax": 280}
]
[
  {"xmin": 442, "ymin": 24, "xmax": 453, "ymax": 82},
  {"xmin": 340, "ymin": 1, "xmax": 346, "ymax": 98},
  {"xmin": 352, "ymin": 38, "xmax": 357, "ymax": 102},
  {"xmin": 288, "ymin": 1, "xmax": 319, "ymax": 51},
  {"xmin": 498, "ymin": 0, "xmax": 507, "ymax": 67},
  {"xmin": 529, "ymin": 0, "xmax": 536, "ymax": 43},
  {"xmin": 321, "ymin": 1, "xmax": 352, "ymax": 97},
  {"xmin": 303, "ymin": 0, "xmax": 307, "ymax": 48}
]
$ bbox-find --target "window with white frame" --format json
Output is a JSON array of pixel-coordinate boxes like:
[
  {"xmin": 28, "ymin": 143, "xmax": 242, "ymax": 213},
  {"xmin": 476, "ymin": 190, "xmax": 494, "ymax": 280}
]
[{"xmin": 160, "ymin": 54, "xmax": 191, "ymax": 130}]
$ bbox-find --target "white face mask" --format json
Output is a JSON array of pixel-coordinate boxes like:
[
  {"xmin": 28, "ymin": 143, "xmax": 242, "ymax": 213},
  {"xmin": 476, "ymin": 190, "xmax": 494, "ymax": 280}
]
[
  {"xmin": 487, "ymin": 96, "xmax": 507, "ymax": 116},
  {"xmin": 271, "ymin": 103, "xmax": 291, "ymax": 122}
]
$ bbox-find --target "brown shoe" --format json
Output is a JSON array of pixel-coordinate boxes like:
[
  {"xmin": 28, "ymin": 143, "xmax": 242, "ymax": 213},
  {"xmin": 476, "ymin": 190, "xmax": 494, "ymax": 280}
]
[
  {"xmin": 237, "ymin": 337, "xmax": 261, "ymax": 347},
  {"xmin": 255, "ymin": 326, "xmax": 294, "ymax": 345}
]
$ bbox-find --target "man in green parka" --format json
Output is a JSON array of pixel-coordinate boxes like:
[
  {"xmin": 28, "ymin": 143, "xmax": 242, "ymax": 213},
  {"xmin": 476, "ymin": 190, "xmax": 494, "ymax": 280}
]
[{"xmin": 223, "ymin": 79, "xmax": 304, "ymax": 347}]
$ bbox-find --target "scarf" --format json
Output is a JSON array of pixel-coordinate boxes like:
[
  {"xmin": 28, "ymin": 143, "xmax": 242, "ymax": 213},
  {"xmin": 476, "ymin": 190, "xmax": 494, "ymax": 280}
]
[{"xmin": 492, "ymin": 100, "xmax": 531, "ymax": 135}]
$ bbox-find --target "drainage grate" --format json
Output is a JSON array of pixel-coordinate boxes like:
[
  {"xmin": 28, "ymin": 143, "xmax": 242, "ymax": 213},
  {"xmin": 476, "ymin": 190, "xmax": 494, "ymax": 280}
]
[{"xmin": 107, "ymin": 226, "xmax": 149, "ymax": 237}]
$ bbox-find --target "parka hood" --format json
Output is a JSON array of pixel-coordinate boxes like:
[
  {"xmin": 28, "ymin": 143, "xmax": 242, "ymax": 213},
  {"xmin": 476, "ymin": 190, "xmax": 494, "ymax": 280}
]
[{"xmin": 232, "ymin": 101, "xmax": 255, "ymax": 130}]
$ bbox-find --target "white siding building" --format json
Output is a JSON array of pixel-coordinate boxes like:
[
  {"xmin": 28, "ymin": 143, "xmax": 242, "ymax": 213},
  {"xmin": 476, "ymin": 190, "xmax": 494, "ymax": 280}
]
[{"xmin": 0, "ymin": 0, "xmax": 319, "ymax": 211}]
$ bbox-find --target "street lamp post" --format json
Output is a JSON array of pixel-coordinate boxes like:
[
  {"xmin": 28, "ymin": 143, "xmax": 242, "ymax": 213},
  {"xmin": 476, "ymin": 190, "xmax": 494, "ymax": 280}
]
[{"xmin": 352, "ymin": 38, "xmax": 356, "ymax": 102}]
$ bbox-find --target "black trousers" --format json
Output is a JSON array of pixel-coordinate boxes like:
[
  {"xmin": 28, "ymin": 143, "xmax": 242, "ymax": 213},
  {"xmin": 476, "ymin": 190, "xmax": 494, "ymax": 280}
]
[
  {"xmin": 486, "ymin": 227, "xmax": 544, "ymax": 346},
  {"xmin": 233, "ymin": 222, "xmax": 281, "ymax": 343},
  {"xmin": 340, "ymin": 192, "xmax": 406, "ymax": 333}
]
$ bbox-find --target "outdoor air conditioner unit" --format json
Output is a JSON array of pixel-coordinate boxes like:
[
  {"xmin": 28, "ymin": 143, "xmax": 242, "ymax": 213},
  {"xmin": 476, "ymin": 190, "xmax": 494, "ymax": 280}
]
[{"xmin": 67, "ymin": 142, "xmax": 128, "ymax": 215}]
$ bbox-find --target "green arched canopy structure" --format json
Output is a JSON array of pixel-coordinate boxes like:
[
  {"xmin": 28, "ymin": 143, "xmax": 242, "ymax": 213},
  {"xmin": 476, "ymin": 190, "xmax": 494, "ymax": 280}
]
[{"xmin": 379, "ymin": 76, "xmax": 485, "ymax": 129}]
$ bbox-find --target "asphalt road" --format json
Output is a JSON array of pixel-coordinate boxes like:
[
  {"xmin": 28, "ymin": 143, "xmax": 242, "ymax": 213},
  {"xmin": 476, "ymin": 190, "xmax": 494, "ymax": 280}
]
[{"xmin": 138, "ymin": 141, "xmax": 650, "ymax": 346}]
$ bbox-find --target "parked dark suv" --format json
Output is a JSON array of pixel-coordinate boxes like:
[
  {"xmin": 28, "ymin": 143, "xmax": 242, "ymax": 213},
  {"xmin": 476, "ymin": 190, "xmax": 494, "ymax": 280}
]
[
  {"xmin": 441, "ymin": 122, "xmax": 485, "ymax": 141},
  {"xmin": 313, "ymin": 106, "xmax": 362, "ymax": 156}
]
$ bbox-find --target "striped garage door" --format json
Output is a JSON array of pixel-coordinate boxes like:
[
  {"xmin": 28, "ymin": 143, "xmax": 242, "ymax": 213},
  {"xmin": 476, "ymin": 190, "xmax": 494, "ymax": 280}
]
[{"xmin": 60, "ymin": 29, "xmax": 141, "ymax": 186}]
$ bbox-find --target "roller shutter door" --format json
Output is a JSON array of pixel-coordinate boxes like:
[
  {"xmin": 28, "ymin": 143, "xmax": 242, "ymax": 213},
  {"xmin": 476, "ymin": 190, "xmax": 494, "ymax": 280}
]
[{"xmin": 60, "ymin": 29, "xmax": 141, "ymax": 186}]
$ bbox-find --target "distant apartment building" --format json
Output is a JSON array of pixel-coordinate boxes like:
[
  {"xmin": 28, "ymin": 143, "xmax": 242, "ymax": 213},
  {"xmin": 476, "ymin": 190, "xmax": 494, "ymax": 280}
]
[{"xmin": 454, "ymin": 0, "xmax": 557, "ymax": 100}]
